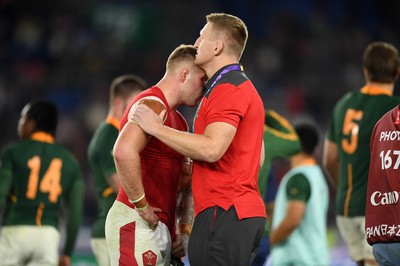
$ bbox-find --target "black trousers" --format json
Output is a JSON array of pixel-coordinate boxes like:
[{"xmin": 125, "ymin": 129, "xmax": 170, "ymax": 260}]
[{"xmin": 188, "ymin": 205, "xmax": 266, "ymax": 266}]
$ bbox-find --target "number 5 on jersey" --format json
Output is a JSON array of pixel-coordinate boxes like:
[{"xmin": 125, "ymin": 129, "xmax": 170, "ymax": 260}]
[{"xmin": 342, "ymin": 109, "xmax": 364, "ymax": 154}]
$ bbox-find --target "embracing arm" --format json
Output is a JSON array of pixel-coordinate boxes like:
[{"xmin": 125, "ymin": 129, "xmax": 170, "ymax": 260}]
[
  {"xmin": 133, "ymin": 104, "xmax": 236, "ymax": 162},
  {"xmin": 176, "ymin": 186, "xmax": 194, "ymax": 229},
  {"xmin": 176, "ymin": 158, "xmax": 194, "ymax": 226},
  {"xmin": 171, "ymin": 164, "xmax": 194, "ymax": 259}
]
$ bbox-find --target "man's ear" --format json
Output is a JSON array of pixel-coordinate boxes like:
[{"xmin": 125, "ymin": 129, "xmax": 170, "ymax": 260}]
[
  {"xmin": 214, "ymin": 40, "xmax": 224, "ymax": 56},
  {"xmin": 180, "ymin": 68, "xmax": 189, "ymax": 83}
]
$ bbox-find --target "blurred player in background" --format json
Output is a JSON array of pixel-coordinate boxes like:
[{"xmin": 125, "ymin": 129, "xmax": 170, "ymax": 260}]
[
  {"xmin": 87, "ymin": 74, "xmax": 147, "ymax": 265},
  {"xmin": 105, "ymin": 44, "xmax": 205, "ymax": 266},
  {"xmin": 323, "ymin": 41, "xmax": 400, "ymax": 266},
  {"xmin": 271, "ymin": 123, "xmax": 329, "ymax": 265},
  {"xmin": 252, "ymin": 109, "xmax": 301, "ymax": 266},
  {"xmin": 0, "ymin": 99, "xmax": 84, "ymax": 266}
]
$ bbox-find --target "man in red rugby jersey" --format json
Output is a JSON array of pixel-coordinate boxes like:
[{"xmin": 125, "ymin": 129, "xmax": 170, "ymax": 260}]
[{"xmin": 105, "ymin": 44, "xmax": 206, "ymax": 266}]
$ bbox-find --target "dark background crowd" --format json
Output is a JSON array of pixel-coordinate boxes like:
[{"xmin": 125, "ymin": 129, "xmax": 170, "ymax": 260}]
[{"xmin": 1, "ymin": 0, "xmax": 400, "ymax": 229}]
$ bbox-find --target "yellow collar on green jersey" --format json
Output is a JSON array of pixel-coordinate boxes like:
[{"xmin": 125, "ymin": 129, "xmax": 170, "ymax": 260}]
[
  {"xmin": 31, "ymin": 132, "xmax": 54, "ymax": 143},
  {"xmin": 106, "ymin": 116, "xmax": 120, "ymax": 130}
]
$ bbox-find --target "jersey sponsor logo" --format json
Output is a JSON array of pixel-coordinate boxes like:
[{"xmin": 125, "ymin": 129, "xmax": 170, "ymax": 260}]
[
  {"xmin": 142, "ymin": 250, "xmax": 157, "ymax": 266},
  {"xmin": 366, "ymin": 224, "xmax": 400, "ymax": 238},
  {"xmin": 379, "ymin": 131, "xmax": 400, "ymax": 142},
  {"xmin": 370, "ymin": 191, "xmax": 399, "ymax": 206}
]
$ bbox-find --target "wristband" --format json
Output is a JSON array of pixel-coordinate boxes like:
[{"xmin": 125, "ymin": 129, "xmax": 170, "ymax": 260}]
[
  {"xmin": 135, "ymin": 203, "xmax": 148, "ymax": 211},
  {"xmin": 178, "ymin": 223, "xmax": 192, "ymax": 236},
  {"xmin": 129, "ymin": 193, "xmax": 145, "ymax": 204}
]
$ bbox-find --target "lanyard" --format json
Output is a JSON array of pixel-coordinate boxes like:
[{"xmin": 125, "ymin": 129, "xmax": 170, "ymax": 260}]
[
  {"xmin": 192, "ymin": 64, "xmax": 243, "ymax": 132},
  {"xmin": 209, "ymin": 64, "xmax": 243, "ymax": 89}
]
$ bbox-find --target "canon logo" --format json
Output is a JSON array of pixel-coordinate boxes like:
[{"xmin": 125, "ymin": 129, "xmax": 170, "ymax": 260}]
[{"xmin": 370, "ymin": 191, "xmax": 399, "ymax": 206}]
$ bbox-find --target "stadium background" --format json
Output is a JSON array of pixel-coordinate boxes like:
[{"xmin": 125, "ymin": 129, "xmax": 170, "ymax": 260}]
[{"xmin": 1, "ymin": 0, "xmax": 400, "ymax": 265}]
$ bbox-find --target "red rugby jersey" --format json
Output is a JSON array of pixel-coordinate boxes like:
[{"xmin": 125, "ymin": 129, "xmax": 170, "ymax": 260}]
[
  {"xmin": 193, "ymin": 64, "xmax": 266, "ymax": 219},
  {"xmin": 117, "ymin": 86, "xmax": 187, "ymax": 236}
]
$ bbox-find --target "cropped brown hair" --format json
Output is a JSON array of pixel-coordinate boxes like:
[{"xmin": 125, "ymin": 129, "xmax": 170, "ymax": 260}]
[
  {"xmin": 363, "ymin": 42, "xmax": 400, "ymax": 83},
  {"xmin": 109, "ymin": 74, "xmax": 147, "ymax": 106}
]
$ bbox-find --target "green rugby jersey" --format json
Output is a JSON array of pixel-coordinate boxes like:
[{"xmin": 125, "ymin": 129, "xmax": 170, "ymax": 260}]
[
  {"xmin": 259, "ymin": 110, "xmax": 301, "ymax": 236},
  {"xmin": 327, "ymin": 85, "xmax": 400, "ymax": 217},
  {"xmin": 0, "ymin": 132, "xmax": 84, "ymax": 255},
  {"xmin": 259, "ymin": 110, "xmax": 301, "ymax": 197},
  {"xmin": 87, "ymin": 116, "xmax": 119, "ymax": 238}
]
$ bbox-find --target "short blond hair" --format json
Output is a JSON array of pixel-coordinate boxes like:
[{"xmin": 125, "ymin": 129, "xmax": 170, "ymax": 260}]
[
  {"xmin": 206, "ymin": 13, "xmax": 248, "ymax": 60},
  {"xmin": 166, "ymin": 44, "xmax": 197, "ymax": 70}
]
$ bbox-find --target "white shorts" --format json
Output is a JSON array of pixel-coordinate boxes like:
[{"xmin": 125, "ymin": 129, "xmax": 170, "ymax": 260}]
[
  {"xmin": 91, "ymin": 238, "xmax": 111, "ymax": 266},
  {"xmin": 336, "ymin": 216, "xmax": 374, "ymax": 261},
  {"xmin": 105, "ymin": 200, "xmax": 171, "ymax": 266},
  {"xmin": 0, "ymin": 225, "xmax": 60, "ymax": 265}
]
